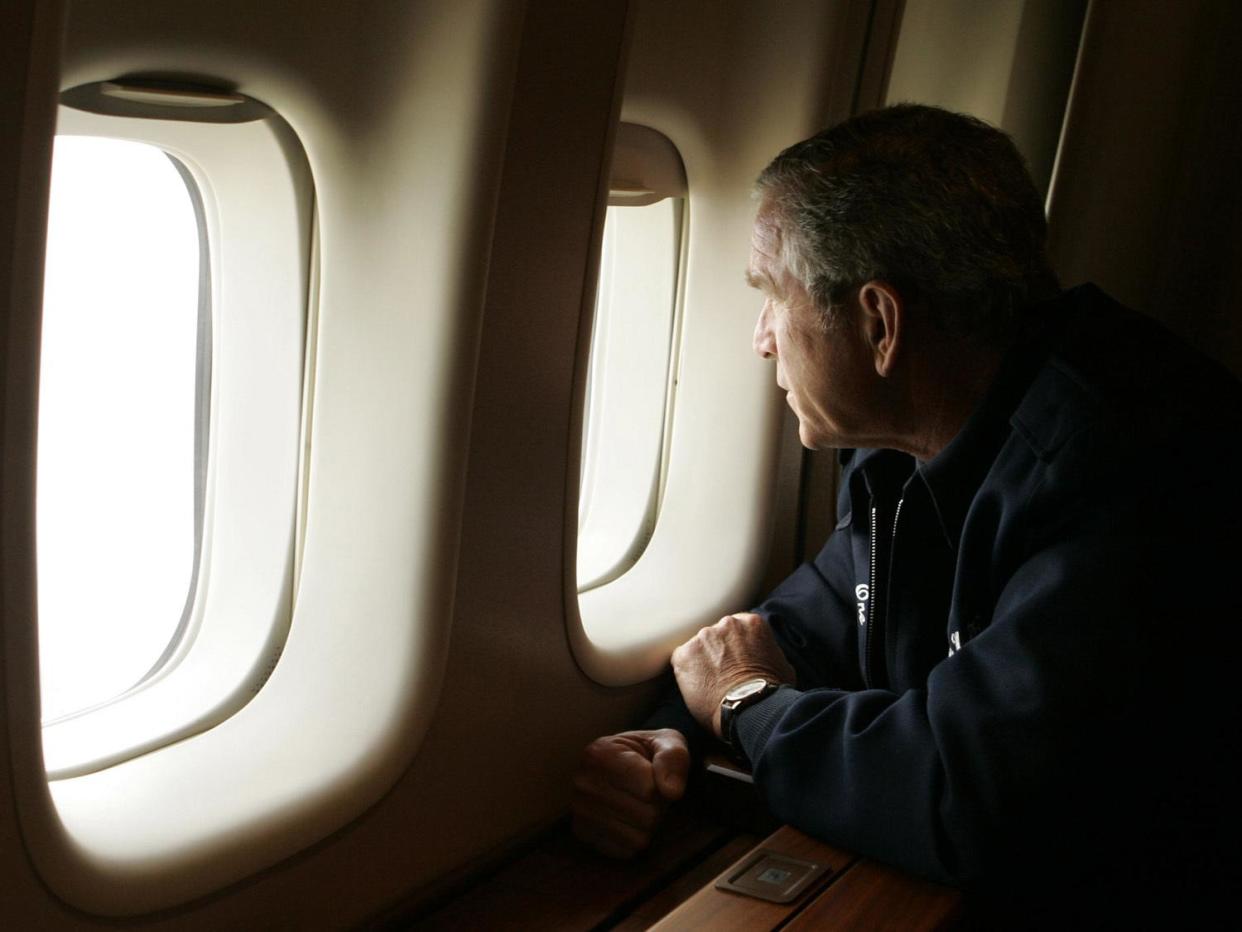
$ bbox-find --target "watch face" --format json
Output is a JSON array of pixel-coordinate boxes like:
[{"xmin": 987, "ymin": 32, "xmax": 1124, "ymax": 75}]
[{"xmin": 726, "ymin": 678, "xmax": 771, "ymax": 702}]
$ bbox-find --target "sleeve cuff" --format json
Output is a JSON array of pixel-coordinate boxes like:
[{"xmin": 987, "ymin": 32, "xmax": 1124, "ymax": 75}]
[{"xmin": 734, "ymin": 685, "xmax": 801, "ymax": 767}]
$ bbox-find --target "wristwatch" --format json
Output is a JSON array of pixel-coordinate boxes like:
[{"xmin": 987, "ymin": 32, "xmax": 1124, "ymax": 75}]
[{"xmin": 719, "ymin": 677, "xmax": 781, "ymax": 761}]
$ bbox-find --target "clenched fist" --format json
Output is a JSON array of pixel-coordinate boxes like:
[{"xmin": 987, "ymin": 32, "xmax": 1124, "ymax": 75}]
[
  {"xmin": 671, "ymin": 612, "xmax": 797, "ymax": 738},
  {"xmin": 571, "ymin": 729, "xmax": 690, "ymax": 858}
]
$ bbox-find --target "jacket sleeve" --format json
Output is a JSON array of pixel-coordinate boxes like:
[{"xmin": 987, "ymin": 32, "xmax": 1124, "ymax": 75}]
[
  {"xmin": 755, "ymin": 450, "xmax": 865, "ymax": 691},
  {"xmin": 753, "ymin": 517, "xmax": 865, "ymax": 692},
  {"xmin": 643, "ymin": 473, "xmax": 864, "ymax": 748},
  {"xmin": 733, "ymin": 503, "xmax": 1175, "ymax": 888}
]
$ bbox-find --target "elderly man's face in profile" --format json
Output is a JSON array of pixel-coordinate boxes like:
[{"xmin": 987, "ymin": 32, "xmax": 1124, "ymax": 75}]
[{"xmin": 748, "ymin": 208, "xmax": 879, "ymax": 451}]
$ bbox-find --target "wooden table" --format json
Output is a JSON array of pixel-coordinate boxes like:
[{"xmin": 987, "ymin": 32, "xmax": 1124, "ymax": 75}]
[
  {"xmin": 650, "ymin": 824, "xmax": 961, "ymax": 931},
  {"xmin": 399, "ymin": 809, "xmax": 962, "ymax": 930}
]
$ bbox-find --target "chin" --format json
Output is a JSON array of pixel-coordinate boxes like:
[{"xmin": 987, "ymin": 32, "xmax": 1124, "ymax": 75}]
[
  {"xmin": 798, "ymin": 420, "xmax": 851, "ymax": 451},
  {"xmin": 797, "ymin": 425, "xmax": 828, "ymax": 450}
]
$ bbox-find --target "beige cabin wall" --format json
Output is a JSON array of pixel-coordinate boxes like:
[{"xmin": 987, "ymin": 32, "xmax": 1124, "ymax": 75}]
[
  {"xmin": 0, "ymin": 0, "xmax": 66, "ymax": 925},
  {"xmin": 886, "ymin": 0, "xmax": 1086, "ymax": 196},
  {"xmin": 1046, "ymin": 0, "xmax": 1242, "ymax": 374}
]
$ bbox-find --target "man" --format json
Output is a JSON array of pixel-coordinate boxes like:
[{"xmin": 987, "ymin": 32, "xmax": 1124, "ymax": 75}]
[{"xmin": 571, "ymin": 105, "xmax": 1242, "ymax": 919}]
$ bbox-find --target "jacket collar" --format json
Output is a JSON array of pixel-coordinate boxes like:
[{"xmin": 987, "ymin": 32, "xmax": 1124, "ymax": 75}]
[{"xmin": 909, "ymin": 290, "xmax": 1076, "ymax": 549}]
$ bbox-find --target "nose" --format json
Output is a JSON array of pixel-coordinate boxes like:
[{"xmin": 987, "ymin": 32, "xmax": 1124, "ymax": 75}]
[{"xmin": 753, "ymin": 298, "xmax": 776, "ymax": 359}]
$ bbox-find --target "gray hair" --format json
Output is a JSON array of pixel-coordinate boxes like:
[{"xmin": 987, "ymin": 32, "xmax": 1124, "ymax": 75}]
[{"xmin": 755, "ymin": 104, "xmax": 1059, "ymax": 339}]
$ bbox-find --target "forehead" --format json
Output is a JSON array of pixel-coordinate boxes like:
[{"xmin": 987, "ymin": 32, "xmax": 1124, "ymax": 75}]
[{"xmin": 746, "ymin": 209, "xmax": 785, "ymax": 291}]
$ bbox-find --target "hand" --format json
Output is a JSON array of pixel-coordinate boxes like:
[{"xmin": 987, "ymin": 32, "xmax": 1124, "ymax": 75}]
[
  {"xmin": 670, "ymin": 612, "xmax": 797, "ymax": 739},
  {"xmin": 571, "ymin": 729, "xmax": 690, "ymax": 858}
]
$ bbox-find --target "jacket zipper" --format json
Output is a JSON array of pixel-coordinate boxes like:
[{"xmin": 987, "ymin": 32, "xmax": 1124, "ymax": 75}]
[
  {"xmin": 866, "ymin": 505, "xmax": 878, "ymax": 688},
  {"xmin": 864, "ymin": 496, "xmax": 904, "ymax": 689}
]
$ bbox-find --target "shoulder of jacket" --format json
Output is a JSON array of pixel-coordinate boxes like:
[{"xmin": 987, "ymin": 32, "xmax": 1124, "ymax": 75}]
[{"xmin": 1009, "ymin": 362, "xmax": 1101, "ymax": 462}]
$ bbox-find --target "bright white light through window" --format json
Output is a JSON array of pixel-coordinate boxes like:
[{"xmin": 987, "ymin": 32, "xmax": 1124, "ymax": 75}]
[
  {"xmin": 37, "ymin": 136, "xmax": 203, "ymax": 723},
  {"xmin": 578, "ymin": 199, "xmax": 682, "ymax": 590}
]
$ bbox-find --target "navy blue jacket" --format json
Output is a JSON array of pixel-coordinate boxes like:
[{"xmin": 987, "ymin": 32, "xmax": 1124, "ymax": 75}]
[{"xmin": 652, "ymin": 285, "xmax": 1242, "ymax": 915}]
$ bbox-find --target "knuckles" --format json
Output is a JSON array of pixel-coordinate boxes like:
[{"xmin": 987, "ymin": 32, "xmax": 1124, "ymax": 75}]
[
  {"xmin": 669, "ymin": 643, "xmax": 685, "ymax": 668},
  {"xmin": 720, "ymin": 612, "xmax": 764, "ymax": 633},
  {"xmin": 570, "ymin": 769, "xmax": 597, "ymax": 796},
  {"xmin": 575, "ymin": 735, "xmax": 657, "ymax": 802},
  {"xmin": 579, "ymin": 737, "xmax": 615, "ymax": 770}
]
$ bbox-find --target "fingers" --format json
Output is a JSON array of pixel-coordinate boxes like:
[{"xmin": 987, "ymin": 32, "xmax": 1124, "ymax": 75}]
[
  {"xmin": 728, "ymin": 611, "xmax": 764, "ymax": 625},
  {"xmin": 581, "ymin": 734, "xmax": 658, "ymax": 801},
  {"xmin": 570, "ymin": 730, "xmax": 688, "ymax": 858},
  {"xmin": 571, "ymin": 769, "xmax": 664, "ymax": 833},
  {"xmin": 649, "ymin": 730, "xmax": 690, "ymax": 800}
]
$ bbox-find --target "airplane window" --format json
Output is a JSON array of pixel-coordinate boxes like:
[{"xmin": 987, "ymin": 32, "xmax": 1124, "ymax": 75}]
[
  {"xmin": 577, "ymin": 196, "xmax": 684, "ymax": 590},
  {"xmin": 37, "ymin": 136, "xmax": 207, "ymax": 723},
  {"xmin": 572, "ymin": 121, "xmax": 775, "ymax": 687},
  {"xmin": 39, "ymin": 88, "xmax": 311, "ymax": 781},
  {"xmin": 575, "ymin": 123, "xmax": 687, "ymax": 594}
]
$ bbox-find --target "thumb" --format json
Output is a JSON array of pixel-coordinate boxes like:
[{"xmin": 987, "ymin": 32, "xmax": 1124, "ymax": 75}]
[{"xmin": 649, "ymin": 730, "xmax": 690, "ymax": 800}]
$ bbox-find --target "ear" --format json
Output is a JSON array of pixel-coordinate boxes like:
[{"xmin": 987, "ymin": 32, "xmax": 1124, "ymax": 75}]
[{"xmin": 857, "ymin": 281, "xmax": 903, "ymax": 377}]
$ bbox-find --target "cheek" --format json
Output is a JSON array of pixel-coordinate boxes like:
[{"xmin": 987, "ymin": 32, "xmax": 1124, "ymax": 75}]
[{"xmin": 783, "ymin": 333, "xmax": 828, "ymax": 395}]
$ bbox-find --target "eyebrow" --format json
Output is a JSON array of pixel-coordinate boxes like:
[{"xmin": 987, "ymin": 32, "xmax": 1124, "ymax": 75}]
[{"xmin": 745, "ymin": 268, "xmax": 769, "ymax": 290}]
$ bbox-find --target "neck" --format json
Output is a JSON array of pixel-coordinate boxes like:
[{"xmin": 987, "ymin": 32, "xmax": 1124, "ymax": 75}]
[{"xmin": 888, "ymin": 335, "xmax": 1006, "ymax": 461}]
